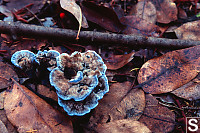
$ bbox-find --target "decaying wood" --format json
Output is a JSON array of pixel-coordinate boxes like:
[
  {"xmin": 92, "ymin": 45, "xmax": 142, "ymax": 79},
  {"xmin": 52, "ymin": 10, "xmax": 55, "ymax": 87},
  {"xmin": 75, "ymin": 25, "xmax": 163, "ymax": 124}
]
[{"xmin": 0, "ymin": 20, "xmax": 199, "ymax": 48}]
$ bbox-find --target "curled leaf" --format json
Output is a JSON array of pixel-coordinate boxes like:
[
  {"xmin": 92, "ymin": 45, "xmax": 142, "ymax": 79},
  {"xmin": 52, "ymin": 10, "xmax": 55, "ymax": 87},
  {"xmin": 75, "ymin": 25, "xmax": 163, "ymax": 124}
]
[
  {"xmin": 103, "ymin": 52, "xmax": 135, "ymax": 70},
  {"xmin": 60, "ymin": 0, "xmax": 88, "ymax": 28}
]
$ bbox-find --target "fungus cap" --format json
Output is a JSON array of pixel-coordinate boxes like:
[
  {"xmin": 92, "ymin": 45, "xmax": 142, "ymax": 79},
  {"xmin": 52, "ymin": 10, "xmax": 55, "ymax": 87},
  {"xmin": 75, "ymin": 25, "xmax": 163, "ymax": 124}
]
[
  {"xmin": 11, "ymin": 50, "xmax": 37, "ymax": 69},
  {"xmin": 49, "ymin": 67, "xmax": 98, "ymax": 101},
  {"xmin": 49, "ymin": 50, "xmax": 109, "ymax": 115},
  {"xmin": 58, "ymin": 75, "xmax": 109, "ymax": 116}
]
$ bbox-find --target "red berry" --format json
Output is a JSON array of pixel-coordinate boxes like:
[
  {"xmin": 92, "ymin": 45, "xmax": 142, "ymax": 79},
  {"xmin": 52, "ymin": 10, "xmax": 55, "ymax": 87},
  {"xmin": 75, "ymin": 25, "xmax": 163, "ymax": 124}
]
[{"xmin": 60, "ymin": 13, "xmax": 65, "ymax": 19}]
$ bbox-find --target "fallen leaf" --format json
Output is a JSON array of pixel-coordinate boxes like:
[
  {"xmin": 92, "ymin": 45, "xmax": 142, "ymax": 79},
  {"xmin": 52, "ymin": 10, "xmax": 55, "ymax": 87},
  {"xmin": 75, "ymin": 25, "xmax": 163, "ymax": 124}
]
[
  {"xmin": 0, "ymin": 110, "xmax": 17, "ymax": 133},
  {"xmin": 175, "ymin": 20, "xmax": 200, "ymax": 41},
  {"xmin": 88, "ymin": 81, "xmax": 145, "ymax": 130},
  {"xmin": 139, "ymin": 94, "xmax": 175, "ymax": 133},
  {"xmin": 130, "ymin": 0, "xmax": 157, "ymax": 24},
  {"xmin": 102, "ymin": 52, "xmax": 135, "ymax": 70},
  {"xmin": 96, "ymin": 119, "xmax": 151, "ymax": 133},
  {"xmin": 0, "ymin": 62, "xmax": 18, "ymax": 90},
  {"xmin": 0, "ymin": 119, "xmax": 8, "ymax": 133},
  {"xmin": 81, "ymin": 1, "xmax": 125, "ymax": 32},
  {"xmin": 37, "ymin": 84, "xmax": 58, "ymax": 102},
  {"xmin": 60, "ymin": 0, "xmax": 88, "ymax": 28},
  {"xmin": 171, "ymin": 74, "xmax": 200, "ymax": 101},
  {"xmin": 4, "ymin": 82, "xmax": 73, "ymax": 133},
  {"xmin": 120, "ymin": 15, "xmax": 160, "ymax": 37},
  {"xmin": 137, "ymin": 45, "xmax": 200, "ymax": 94},
  {"xmin": 151, "ymin": 0, "xmax": 177, "ymax": 23}
]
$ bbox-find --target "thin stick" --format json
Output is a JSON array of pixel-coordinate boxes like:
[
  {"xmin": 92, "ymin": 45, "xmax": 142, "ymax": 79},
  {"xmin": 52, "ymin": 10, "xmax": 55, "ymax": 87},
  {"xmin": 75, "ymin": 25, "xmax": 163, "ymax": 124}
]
[{"xmin": 0, "ymin": 21, "xmax": 199, "ymax": 48}]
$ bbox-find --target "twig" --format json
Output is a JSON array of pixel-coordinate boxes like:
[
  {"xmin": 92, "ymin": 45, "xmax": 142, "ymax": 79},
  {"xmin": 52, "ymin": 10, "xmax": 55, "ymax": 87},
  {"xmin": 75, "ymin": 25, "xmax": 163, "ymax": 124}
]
[
  {"xmin": 0, "ymin": 21, "xmax": 199, "ymax": 48},
  {"xmin": 25, "ymin": 7, "xmax": 44, "ymax": 26}
]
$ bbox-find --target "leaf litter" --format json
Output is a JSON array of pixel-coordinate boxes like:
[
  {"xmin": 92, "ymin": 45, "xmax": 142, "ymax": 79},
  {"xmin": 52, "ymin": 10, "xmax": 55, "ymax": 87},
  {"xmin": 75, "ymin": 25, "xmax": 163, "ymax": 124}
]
[{"xmin": 0, "ymin": 0, "xmax": 199, "ymax": 132}]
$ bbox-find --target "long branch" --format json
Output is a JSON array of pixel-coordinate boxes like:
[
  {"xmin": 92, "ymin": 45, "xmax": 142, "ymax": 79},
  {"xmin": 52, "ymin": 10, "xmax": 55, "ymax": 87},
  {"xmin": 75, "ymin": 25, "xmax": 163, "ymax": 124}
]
[{"xmin": 0, "ymin": 20, "xmax": 199, "ymax": 48}]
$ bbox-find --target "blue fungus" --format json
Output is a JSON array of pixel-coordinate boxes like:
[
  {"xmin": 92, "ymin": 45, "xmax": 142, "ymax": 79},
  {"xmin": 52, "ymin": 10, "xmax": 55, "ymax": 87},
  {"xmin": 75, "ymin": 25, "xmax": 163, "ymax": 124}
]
[
  {"xmin": 36, "ymin": 50, "xmax": 60, "ymax": 71},
  {"xmin": 57, "ymin": 74, "xmax": 109, "ymax": 116},
  {"xmin": 11, "ymin": 50, "xmax": 37, "ymax": 69},
  {"xmin": 49, "ymin": 50, "xmax": 109, "ymax": 116}
]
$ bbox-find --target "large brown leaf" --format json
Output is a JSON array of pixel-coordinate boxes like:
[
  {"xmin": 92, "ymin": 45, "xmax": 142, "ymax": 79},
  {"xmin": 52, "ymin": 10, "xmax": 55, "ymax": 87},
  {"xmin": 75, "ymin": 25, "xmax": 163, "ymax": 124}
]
[
  {"xmin": 96, "ymin": 119, "xmax": 151, "ymax": 133},
  {"xmin": 120, "ymin": 15, "xmax": 160, "ymax": 37},
  {"xmin": 81, "ymin": 1, "xmax": 125, "ymax": 32},
  {"xmin": 130, "ymin": 0, "xmax": 157, "ymax": 24},
  {"xmin": 0, "ymin": 62, "xmax": 18, "ymax": 90},
  {"xmin": 4, "ymin": 82, "xmax": 73, "ymax": 133},
  {"xmin": 88, "ymin": 81, "xmax": 145, "ymax": 130},
  {"xmin": 139, "ymin": 94, "xmax": 175, "ymax": 133},
  {"xmin": 138, "ymin": 45, "xmax": 200, "ymax": 94},
  {"xmin": 175, "ymin": 20, "xmax": 200, "ymax": 41},
  {"xmin": 151, "ymin": 0, "xmax": 177, "ymax": 23}
]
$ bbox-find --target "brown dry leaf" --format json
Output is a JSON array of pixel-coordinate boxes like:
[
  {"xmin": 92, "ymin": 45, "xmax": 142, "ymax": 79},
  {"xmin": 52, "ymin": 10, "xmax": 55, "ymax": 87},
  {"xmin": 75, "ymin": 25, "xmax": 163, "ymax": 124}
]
[
  {"xmin": 88, "ymin": 81, "xmax": 145, "ymax": 130},
  {"xmin": 137, "ymin": 45, "xmax": 200, "ymax": 94},
  {"xmin": 120, "ymin": 15, "xmax": 160, "ymax": 37},
  {"xmin": 81, "ymin": 1, "xmax": 125, "ymax": 32},
  {"xmin": 37, "ymin": 84, "xmax": 58, "ymax": 102},
  {"xmin": 103, "ymin": 52, "xmax": 135, "ymax": 70},
  {"xmin": 151, "ymin": 0, "xmax": 177, "ymax": 23},
  {"xmin": 175, "ymin": 20, "xmax": 200, "ymax": 41},
  {"xmin": 0, "ymin": 62, "xmax": 18, "ymax": 90},
  {"xmin": 139, "ymin": 94, "xmax": 175, "ymax": 133},
  {"xmin": 0, "ymin": 119, "xmax": 8, "ymax": 133},
  {"xmin": 60, "ymin": 0, "xmax": 88, "ymax": 28},
  {"xmin": 96, "ymin": 119, "xmax": 151, "ymax": 133},
  {"xmin": 4, "ymin": 82, "xmax": 73, "ymax": 133},
  {"xmin": 130, "ymin": 0, "xmax": 157, "ymax": 24},
  {"xmin": 171, "ymin": 74, "xmax": 200, "ymax": 100}
]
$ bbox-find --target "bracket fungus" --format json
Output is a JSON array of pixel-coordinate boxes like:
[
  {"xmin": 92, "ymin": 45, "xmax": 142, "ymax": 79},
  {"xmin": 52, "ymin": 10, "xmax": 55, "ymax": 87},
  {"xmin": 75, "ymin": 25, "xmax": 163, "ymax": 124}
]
[
  {"xmin": 11, "ymin": 49, "xmax": 109, "ymax": 116},
  {"xmin": 50, "ymin": 50, "xmax": 109, "ymax": 116},
  {"xmin": 36, "ymin": 50, "xmax": 60, "ymax": 71},
  {"xmin": 11, "ymin": 50, "xmax": 38, "ymax": 70}
]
